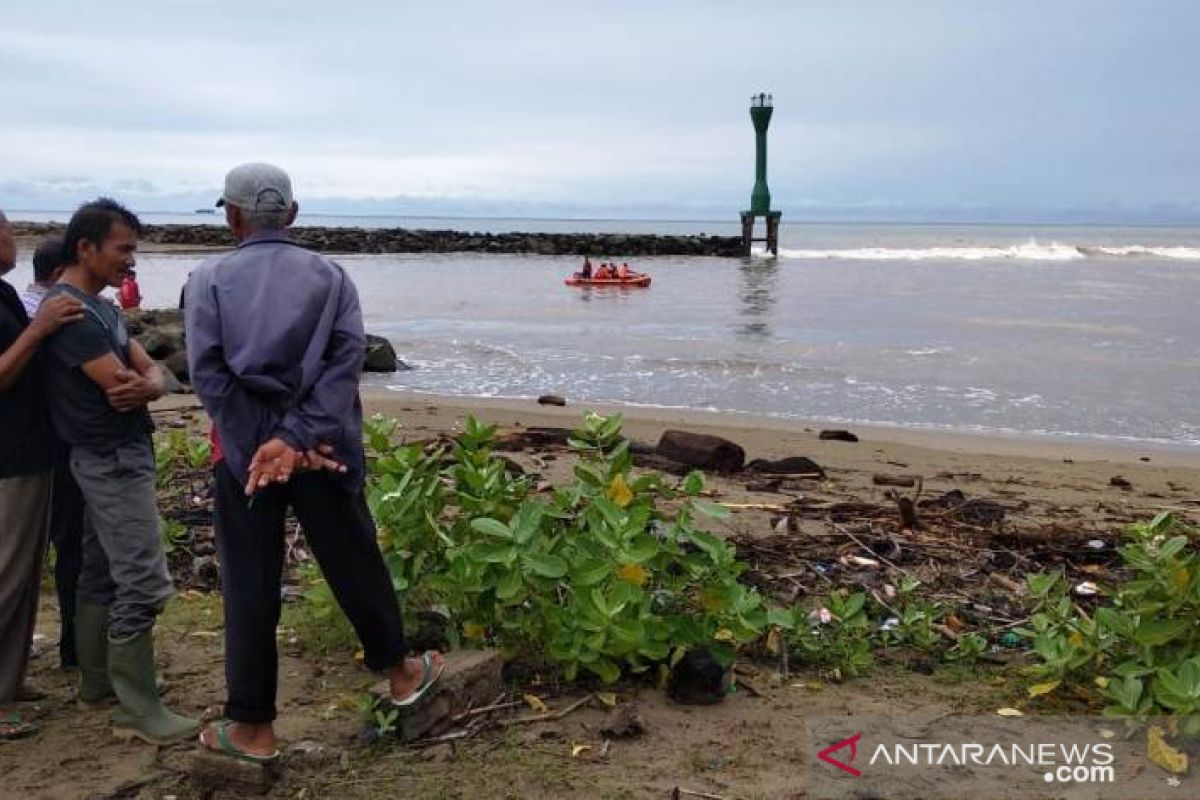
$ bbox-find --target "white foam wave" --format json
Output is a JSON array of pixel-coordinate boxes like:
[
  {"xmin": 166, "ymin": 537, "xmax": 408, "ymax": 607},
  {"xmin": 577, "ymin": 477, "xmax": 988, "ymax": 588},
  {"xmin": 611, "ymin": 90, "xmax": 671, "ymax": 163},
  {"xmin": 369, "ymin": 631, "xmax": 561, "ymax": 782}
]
[
  {"xmin": 778, "ymin": 240, "xmax": 1200, "ymax": 262},
  {"xmin": 1084, "ymin": 245, "xmax": 1200, "ymax": 260}
]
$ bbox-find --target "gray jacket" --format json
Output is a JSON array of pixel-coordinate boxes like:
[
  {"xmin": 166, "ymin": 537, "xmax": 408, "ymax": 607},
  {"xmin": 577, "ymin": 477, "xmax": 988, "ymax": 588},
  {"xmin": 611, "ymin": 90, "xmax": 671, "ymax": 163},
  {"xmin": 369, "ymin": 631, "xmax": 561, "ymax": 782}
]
[{"xmin": 184, "ymin": 230, "xmax": 366, "ymax": 490}]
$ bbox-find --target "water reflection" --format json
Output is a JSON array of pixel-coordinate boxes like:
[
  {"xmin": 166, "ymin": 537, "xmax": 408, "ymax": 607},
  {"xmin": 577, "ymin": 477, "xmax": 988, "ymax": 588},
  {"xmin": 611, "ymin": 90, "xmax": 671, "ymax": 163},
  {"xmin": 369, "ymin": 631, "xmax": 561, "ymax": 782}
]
[{"xmin": 736, "ymin": 257, "xmax": 779, "ymax": 339}]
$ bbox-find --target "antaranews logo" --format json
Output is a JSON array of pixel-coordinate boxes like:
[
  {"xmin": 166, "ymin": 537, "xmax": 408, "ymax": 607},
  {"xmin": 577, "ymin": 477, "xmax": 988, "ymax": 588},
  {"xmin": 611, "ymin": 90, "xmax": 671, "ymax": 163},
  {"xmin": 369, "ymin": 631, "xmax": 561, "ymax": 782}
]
[{"xmin": 817, "ymin": 732, "xmax": 863, "ymax": 777}]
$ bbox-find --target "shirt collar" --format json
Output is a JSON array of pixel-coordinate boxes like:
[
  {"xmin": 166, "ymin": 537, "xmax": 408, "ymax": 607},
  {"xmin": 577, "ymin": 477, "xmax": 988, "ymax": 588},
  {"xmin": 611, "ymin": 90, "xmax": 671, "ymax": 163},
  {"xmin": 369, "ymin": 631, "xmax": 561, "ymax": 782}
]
[{"xmin": 237, "ymin": 229, "xmax": 294, "ymax": 249}]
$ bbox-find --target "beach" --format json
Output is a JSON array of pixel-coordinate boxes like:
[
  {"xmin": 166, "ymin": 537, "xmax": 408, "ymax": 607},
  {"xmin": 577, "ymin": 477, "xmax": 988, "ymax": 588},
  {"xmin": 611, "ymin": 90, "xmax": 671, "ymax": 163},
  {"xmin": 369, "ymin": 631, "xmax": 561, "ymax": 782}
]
[
  {"xmin": 4, "ymin": 389, "xmax": 1195, "ymax": 799},
  {"xmin": 358, "ymin": 389, "xmax": 1200, "ymax": 528},
  {"xmin": 150, "ymin": 387, "xmax": 1200, "ymax": 534}
]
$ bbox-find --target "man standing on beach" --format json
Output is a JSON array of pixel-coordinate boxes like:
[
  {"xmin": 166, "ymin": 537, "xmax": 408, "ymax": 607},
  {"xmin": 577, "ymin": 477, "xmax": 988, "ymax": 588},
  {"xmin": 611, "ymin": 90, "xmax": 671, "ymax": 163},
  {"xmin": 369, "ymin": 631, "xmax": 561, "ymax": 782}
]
[
  {"xmin": 0, "ymin": 211, "xmax": 83, "ymax": 739},
  {"xmin": 20, "ymin": 236, "xmax": 70, "ymax": 317},
  {"xmin": 42, "ymin": 199, "xmax": 199, "ymax": 744},
  {"xmin": 19, "ymin": 236, "xmax": 87, "ymax": 671},
  {"xmin": 185, "ymin": 163, "xmax": 442, "ymax": 761}
]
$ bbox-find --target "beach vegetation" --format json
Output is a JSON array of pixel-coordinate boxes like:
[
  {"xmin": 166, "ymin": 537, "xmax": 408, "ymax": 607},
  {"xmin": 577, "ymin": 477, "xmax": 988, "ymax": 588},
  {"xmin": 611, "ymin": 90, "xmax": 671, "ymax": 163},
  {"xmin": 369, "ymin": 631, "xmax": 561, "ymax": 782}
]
[
  {"xmin": 1021, "ymin": 512, "xmax": 1200, "ymax": 727},
  {"xmin": 363, "ymin": 412, "xmax": 771, "ymax": 683}
]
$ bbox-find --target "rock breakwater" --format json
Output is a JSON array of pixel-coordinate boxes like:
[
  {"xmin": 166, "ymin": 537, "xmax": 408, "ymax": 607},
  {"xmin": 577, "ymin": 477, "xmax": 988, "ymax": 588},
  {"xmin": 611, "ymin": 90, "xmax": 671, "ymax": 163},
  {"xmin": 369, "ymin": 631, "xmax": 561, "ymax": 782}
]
[{"xmin": 13, "ymin": 221, "xmax": 744, "ymax": 257}]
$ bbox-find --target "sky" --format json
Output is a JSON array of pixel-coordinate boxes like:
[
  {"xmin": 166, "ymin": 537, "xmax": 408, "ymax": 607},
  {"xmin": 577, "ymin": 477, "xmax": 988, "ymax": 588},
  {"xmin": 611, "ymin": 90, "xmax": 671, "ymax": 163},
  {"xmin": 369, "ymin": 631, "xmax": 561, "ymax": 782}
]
[{"xmin": 1, "ymin": 1, "xmax": 1198, "ymax": 222}]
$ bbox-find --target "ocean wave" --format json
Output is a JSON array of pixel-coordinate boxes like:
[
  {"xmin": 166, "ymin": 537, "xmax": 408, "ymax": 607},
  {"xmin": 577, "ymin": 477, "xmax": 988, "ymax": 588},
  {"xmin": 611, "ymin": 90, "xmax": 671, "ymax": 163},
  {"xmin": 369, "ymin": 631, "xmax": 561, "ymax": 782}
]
[
  {"xmin": 778, "ymin": 241, "xmax": 1200, "ymax": 262},
  {"xmin": 1079, "ymin": 245, "xmax": 1200, "ymax": 259}
]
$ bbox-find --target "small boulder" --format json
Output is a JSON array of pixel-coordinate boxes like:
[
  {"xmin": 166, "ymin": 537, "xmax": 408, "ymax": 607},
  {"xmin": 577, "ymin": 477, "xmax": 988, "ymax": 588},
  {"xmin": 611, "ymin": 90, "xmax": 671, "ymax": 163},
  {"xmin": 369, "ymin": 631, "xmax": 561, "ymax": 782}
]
[
  {"xmin": 668, "ymin": 649, "xmax": 732, "ymax": 705},
  {"xmin": 537, "ymin": 394, "xmax": 566, "ymax": 406},
  {"xmin": 136, "ymin": 329, "xmax": 173, "ymax": 359},
  {"xmin": 746, "ymin": 456, "xmax": 824, "ymax": 477},
  {"xmin": 156, "ymin": 361, "xmax": 187, "ymax": 394},
  {"xmin": 656, "ymin": 429, "xmax": 745, "ymax": 472},
  {"xmin": 363, "ymin": 334, "xmax": 398, "ymax": 373},
  {"xmin": 163, "ymin": 351, "xmax": 189, "ymax": 383},
  {"xmin": 599, "ymin": 704, "xmax": 646, "ymax": 739},
  {"xmin": 1109, "ymin": 476, "xmax": 1132, "ymax": 490},
  {"xmin": 819, "ymin": 429, "xmax": 859, "ymax": 443}
]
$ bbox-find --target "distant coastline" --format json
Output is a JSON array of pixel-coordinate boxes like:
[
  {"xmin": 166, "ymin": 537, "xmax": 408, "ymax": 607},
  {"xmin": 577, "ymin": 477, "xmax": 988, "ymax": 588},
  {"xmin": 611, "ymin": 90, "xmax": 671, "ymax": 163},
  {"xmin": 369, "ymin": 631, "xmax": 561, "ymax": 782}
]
[{"xmin": 9, "ymin": 221, "xmax": 745, "ymax": 257}]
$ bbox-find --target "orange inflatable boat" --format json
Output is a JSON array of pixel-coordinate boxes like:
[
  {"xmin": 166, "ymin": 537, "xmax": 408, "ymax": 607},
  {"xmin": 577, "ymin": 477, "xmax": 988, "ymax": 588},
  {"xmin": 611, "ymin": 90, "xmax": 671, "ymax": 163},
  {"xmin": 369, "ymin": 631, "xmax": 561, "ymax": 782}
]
[{"xmin": 564, "ymin": 274, "xmax": 651, "ymax": 287}]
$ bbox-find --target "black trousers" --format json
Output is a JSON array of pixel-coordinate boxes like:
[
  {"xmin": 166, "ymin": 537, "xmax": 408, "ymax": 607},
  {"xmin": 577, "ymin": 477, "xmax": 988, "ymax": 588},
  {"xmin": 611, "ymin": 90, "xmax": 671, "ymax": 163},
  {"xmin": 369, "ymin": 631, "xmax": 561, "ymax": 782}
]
[
  {"xmin": 50, "ymin": 456, "xmax": 85, "ymax": 667},
  {"xmin": 213, "ymin": 462, "xmax": 407, "ymax": 723}
]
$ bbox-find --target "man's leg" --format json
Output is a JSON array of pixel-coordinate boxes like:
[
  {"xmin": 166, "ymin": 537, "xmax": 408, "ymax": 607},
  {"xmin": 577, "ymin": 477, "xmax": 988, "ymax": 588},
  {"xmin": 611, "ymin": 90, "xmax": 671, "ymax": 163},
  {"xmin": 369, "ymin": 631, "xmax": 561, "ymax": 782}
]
[
  {"xmin": 70, "ymin": 440, "xmax": 197, "ymax": 744},
  {"xmin": 50, "ymin": 457, "xmax": 85, "ymax": 669},
  {"xmin": 70, "ymin": 442, "xmax": 173, "ymax": 638},
  {"xmin": 289, "ymin": 473, "xmax": 406, "ymax": 671},
  {"xmin": 212, "ymin": 460, "xmax": 289, "ymax": 724},
  {"xmin": 0, "ymin": 471, "xmax": 51, "ymax": 704},
  {"xmin": 74, "ymin": 504, "xmax": 118, "ymax": 705}
]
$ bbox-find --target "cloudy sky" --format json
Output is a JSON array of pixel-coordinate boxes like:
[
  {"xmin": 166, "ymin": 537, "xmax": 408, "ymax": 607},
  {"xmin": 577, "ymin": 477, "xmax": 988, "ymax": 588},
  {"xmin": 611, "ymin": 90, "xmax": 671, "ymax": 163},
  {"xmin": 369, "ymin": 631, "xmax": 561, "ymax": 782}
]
[{"xmin": 1, "ymin": 1, "xmax": 1197, "ymax": 221}]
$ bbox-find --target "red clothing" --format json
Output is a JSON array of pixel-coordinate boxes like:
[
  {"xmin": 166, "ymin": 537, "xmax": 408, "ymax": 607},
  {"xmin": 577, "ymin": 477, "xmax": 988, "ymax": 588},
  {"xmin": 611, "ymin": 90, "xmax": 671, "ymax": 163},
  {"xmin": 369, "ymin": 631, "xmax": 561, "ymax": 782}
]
[
  {"xmin": 210, "ymin": 425, "xmax": 224, "ymax": 464},
  {"xmin": 118, "ymin": 276, "xmax": 142, "ymax": 310}
]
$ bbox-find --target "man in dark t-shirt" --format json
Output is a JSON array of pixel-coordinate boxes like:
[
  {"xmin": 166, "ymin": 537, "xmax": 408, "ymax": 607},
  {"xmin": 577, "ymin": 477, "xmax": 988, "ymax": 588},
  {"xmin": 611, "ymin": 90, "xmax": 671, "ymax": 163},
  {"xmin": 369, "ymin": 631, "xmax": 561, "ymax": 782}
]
[
  {"xmin": 0, "ymin": 209, "xmax": 83, "ymax": 740},
  {"xmin": 42, "ymin": 199, "xmax": 198, "ymax": 746}
]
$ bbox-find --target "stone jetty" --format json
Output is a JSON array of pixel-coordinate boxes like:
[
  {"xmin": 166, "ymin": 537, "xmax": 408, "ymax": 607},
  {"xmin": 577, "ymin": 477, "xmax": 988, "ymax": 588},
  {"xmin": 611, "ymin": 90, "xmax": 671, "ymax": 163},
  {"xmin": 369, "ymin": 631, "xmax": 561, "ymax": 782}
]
[{"xmin": 12, "ymin": 222, "xmax": 745, "ymax": 257}]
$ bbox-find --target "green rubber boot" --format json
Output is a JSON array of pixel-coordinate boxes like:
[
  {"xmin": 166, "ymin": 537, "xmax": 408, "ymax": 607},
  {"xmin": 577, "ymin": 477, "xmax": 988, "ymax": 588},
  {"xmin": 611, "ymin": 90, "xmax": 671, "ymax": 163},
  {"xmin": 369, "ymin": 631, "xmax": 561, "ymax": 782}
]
[
  {"xmin": 75, "ymin": 604, "xmax": 115, "ymax": 708},
  {"xmin": 108, "ymin": 629, "xmax": 199, "ymax": 745}
]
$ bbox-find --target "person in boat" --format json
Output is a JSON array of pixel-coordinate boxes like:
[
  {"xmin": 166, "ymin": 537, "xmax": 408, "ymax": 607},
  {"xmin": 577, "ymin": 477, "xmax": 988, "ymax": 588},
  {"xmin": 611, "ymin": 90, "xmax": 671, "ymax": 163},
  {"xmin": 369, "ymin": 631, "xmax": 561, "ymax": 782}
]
[
  {"xmin": 617, "ymin": 262, "xmax": 631, "ymax": 280},
  {"xmin": 594, "ymin": 263, "xmax": 614, "ymax": 280},
  {"xmin": 579, "ymin": 257, "xmax": 592, "ymax": 280}
]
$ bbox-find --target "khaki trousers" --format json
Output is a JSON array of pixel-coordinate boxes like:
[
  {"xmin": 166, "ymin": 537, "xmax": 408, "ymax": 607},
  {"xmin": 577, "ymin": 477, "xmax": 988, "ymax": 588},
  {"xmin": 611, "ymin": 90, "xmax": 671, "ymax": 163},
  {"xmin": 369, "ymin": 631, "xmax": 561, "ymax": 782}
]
[{"xmin": 0, "ymin": 470, "xmax": 51, "ymax": 702}]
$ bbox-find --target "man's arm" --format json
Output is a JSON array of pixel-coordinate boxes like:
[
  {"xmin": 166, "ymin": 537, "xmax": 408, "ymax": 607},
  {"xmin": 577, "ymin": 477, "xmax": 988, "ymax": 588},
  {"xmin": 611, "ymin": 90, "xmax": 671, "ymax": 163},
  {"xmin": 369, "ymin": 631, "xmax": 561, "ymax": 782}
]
[
  {"xmin": 0, "ymin": 295, "xmax": 83, "ymax": 393},
  {"xmin": 102, "ymin": 339, "xmax": 165, "ymax": 411},
  {"xmin": 271, "ymin": 271, "xmax": 365, "ymax": 453}
]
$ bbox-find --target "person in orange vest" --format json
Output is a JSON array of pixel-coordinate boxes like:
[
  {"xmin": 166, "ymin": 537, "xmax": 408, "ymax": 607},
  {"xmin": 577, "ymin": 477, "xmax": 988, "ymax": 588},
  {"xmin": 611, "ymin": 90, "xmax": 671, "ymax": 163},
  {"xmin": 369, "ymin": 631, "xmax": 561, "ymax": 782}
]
[
  {"xmin": 617, "ymin": 262, "xmax": 631, "ymax": 279},
  {"xmin": 117, "ymin": 270, "xmax": 142, "ymax": 310},
  {"xmin": 595, "ymin": 262, "xmax": 613, "ymax": 279}
]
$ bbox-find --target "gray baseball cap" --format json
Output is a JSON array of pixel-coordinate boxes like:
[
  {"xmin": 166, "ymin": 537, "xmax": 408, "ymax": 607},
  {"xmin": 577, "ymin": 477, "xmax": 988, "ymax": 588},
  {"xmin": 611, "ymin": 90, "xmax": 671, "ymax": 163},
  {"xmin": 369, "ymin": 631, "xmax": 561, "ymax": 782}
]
[{"xmin": 216, "ymin": 162, "xmax": 294, "ymax": 212}]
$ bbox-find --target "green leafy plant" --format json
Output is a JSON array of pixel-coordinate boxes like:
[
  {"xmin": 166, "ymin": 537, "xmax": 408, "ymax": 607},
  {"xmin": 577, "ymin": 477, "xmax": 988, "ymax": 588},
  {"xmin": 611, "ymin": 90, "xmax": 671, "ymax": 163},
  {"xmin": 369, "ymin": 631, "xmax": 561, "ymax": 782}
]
[
  {"xmin": 1022, "ymin": 512, "xmax": 1200, "ymax": 719},
  {"xmin": 789, "ymin": 590, "xmax": 874, "ymax": 679},
  {"xmin": 160, "ymin": 518, "xmax": 188, "ymax": 555},
  {"xmin": 365, "ymin": 411, "xmax": 772, "ymax": 683}
]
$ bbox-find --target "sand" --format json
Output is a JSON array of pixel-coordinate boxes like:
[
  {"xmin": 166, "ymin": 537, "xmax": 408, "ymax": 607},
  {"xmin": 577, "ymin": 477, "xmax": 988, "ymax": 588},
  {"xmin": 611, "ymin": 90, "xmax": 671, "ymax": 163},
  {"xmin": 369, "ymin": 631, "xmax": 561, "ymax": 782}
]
[{"xmin": 353, "ymin": 389, "xmax": 1200, "ymax": 530}]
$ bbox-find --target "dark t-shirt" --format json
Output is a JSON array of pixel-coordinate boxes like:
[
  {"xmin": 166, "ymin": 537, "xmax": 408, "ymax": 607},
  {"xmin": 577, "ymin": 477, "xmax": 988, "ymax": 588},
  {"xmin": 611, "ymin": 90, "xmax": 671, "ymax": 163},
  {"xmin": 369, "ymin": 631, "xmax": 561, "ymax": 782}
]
[
  {"xmin": 0, "ymin": 279, "xmax": 54, "ymax": 477},
  {"xmin": 42, "ymin": 284, "xmax": 153, "ymax": 451}
]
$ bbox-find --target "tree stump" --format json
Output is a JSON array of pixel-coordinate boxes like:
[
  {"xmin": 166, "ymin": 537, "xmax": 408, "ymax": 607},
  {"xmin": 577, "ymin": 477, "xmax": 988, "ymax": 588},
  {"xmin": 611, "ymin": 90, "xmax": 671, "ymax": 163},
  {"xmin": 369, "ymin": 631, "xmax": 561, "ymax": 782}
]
[{"xmin": 656, "ymin": 430, "xmax": 745, "ymax": 472}]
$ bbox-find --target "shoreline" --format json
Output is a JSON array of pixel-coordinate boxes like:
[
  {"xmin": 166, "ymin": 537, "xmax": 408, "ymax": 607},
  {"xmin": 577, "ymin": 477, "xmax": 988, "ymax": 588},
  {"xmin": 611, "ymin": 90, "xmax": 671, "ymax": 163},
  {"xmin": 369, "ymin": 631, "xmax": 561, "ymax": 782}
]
[
  {"xmin": 154, "ymin": 388, "xmax": 1200, "ymax": 538},
  {"xmin": 359, "ymin": 388, "xmax": 1200, "ymax": 469}
]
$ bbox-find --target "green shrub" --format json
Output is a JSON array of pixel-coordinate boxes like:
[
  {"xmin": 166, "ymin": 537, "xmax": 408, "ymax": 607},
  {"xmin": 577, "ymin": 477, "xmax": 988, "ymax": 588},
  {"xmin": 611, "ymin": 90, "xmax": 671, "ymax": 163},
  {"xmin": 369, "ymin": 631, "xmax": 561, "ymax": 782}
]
[
  {"xmin": 366, "ymin": 412, "xmax": 771, "ymax": 683},
  {"xmin": 1022, "ymin": 512, "xmax": 1200, "ymax": 726}
]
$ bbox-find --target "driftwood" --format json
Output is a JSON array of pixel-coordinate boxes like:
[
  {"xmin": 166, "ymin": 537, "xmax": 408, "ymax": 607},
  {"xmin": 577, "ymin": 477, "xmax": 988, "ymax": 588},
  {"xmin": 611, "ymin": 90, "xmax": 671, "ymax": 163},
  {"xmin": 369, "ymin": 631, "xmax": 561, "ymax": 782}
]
[
  {"xmin": 656, "ymin": 430, "xmax": 746, "ymax": 472},
  {"xmin": 872, "ymin": 473, "xmax": 918, "ymax": 488}
]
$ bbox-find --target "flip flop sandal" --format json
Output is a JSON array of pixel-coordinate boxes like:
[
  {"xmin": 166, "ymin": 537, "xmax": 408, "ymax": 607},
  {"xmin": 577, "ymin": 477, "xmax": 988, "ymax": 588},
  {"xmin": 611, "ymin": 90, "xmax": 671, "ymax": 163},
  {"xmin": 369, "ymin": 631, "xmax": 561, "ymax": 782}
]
[
  {"xmin": 389, "ymin": 652, "xmax": 446, "ymax": 708},
  {"xmin": 0, "ymin": 713, "xmax": 38, "ymax": 741},
  {"xmin": 199, "ymin": 720, "xmax": 281, "ymax": 763}
]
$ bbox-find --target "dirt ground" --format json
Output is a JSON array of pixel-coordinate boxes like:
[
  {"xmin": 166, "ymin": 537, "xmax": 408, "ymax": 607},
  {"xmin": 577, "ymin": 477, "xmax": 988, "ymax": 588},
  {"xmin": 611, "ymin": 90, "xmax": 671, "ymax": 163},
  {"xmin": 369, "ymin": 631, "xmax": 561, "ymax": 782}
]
[{"xmin": 2, "ymin": 394, "xmax": 1197, "ymax": 800}]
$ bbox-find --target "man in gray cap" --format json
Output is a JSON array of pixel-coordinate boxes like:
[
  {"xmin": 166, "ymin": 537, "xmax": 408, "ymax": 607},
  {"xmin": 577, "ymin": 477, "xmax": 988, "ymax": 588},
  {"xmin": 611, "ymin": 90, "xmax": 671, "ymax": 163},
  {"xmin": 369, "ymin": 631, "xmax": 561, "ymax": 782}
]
[{"xmin": 186, "ymin": 163, "xmax": 442, "ymax": 761}]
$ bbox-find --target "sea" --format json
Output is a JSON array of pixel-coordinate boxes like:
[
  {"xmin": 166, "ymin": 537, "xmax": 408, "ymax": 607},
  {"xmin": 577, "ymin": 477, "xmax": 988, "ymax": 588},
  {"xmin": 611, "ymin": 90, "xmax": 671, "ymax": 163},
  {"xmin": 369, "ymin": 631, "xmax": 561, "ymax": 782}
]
[{"xmin": 7, "ymin": 212, "xmax": 1199, "ymax": 449}]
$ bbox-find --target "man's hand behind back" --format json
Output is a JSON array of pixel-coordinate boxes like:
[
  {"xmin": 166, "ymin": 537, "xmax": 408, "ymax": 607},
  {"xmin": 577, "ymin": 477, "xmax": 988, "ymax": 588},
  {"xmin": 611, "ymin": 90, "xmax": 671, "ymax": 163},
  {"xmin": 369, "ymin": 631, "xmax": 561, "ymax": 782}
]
[{"xmin": 246, "ymin": 440, "xmax": 347, "ymax": 496}]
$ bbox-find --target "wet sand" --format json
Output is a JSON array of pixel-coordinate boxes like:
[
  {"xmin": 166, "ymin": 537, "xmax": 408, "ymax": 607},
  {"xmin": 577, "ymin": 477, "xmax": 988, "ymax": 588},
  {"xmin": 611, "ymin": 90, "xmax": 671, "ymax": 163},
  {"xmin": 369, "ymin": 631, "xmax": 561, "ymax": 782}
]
[{"xmin": 153, "ymin": 389, "xmax": 1200, "ymax": 529}]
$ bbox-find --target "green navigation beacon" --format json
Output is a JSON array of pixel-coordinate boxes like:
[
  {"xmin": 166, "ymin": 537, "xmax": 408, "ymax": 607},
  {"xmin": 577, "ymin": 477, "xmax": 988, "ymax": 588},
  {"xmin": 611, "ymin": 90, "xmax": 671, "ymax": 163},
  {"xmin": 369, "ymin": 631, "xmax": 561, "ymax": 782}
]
[{"xmin": 740, "ymin": 92, "xmax": 781, "ymax": 257}]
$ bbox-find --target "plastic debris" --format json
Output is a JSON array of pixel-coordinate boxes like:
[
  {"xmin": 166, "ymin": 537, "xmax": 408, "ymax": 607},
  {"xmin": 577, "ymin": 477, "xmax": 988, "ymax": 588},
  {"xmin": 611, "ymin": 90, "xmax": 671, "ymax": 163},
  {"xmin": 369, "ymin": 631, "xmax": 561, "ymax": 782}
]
[
  {"xmin": 880, "ymin": 617, "xmax": 900, "ymax": 632},
  {"xmin": 840, "ymin": 555, "xmax": 881, "ymax": 569},
  {"xmin": 809, "ymin": 607, "xmax": 833, "ymax": 625},
  {"xmin": 1086, "ymin": 539, "xmax": 1106, "ymax": 550},
  {"xmin": 1074, "ymin": 581, "xmax": 1100, "ymax": 596}
]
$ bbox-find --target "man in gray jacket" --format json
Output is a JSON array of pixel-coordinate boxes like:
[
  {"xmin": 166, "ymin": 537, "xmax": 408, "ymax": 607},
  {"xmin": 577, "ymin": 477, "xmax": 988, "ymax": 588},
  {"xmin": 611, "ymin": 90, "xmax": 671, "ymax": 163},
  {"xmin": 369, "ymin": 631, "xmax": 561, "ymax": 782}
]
[{"xmin": 186, "ymin": 163, "xmax": 441, "ymax": 761}]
